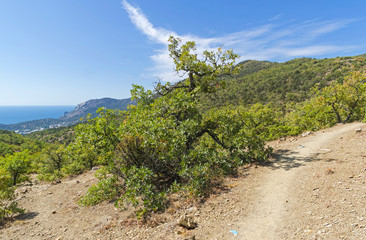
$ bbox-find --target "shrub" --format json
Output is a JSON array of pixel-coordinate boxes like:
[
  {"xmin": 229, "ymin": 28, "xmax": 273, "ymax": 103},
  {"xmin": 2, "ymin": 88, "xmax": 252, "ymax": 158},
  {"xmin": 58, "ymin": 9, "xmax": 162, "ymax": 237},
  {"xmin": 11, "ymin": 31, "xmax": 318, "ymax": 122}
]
[
  {"xmin": 77, "ymin": 37, "xmax": 272, "ymax": 217},
  {"xmin": 0, "ymin": 168, "xmax": 24, "ymax": 224}
]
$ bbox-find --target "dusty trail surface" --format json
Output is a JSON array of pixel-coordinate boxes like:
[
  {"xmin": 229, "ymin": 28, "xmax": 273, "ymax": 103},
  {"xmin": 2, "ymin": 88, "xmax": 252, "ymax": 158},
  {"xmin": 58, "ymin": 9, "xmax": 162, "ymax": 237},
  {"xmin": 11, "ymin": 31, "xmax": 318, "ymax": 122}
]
[
  {"xmin": 1, "ymin": 122, "xmax": 366, "ymax": 239},
  {"xmin": 235, "ymin": 122, "xmax": 365, "ymax": 240}
]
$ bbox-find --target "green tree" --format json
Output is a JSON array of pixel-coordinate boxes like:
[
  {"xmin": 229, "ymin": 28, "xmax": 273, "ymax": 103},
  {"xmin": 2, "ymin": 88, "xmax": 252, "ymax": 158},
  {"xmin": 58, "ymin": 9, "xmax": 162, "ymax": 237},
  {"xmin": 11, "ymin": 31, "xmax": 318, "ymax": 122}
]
[
  {"xmin": 42, "ymin": 145, "xmax": 65, "ymax": 172},
  {"xmin": 317, "ymin": 71, "xmax": 366, "ymax": 123},
  {"xmin": 0, "ymin": 167, "xmax": 24, "ymax": 223},
  {"xmin": 36, "ymin": 144, "xmax": 66, "ymax": 182},
  {"xmin": 65, "ymin": 109, "xmax": 123, "ymax": 174},
  {"xmin": 1, "ymin": 150, "xmax": 31, "ymax": 186},
  {"xmin": 79, "ymin": 37, "xmax": 272, "ymax": 217},
  {"xmin": 286, "ymin": 96, "xmax": 335, "ymax": 131}
]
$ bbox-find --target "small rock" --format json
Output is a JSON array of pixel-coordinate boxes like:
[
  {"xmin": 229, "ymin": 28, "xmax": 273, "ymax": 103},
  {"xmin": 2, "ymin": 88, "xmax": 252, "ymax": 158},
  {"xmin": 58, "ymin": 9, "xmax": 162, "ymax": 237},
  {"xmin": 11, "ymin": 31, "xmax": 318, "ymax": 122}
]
[
  {"xmin": 186, "ymin": 207, "xmax": 198, "ymax": 214},
  {"xmin": 92, "ymin": 166, "xmax": 100, "ymax": 171},
  {"xmin": 178, "ymin": 215, "xmax": 198, "ymax": 230},
  {"xmin": 302, "ymin": 131, "xmax": 312, "ymax": 137},
  {"xmin": 355, "ymin": 128, "xmax": 362, "ymax": 133},
  {"xmin": 52, "ymin": 210, "xmax": 57, "ymax": 214}
]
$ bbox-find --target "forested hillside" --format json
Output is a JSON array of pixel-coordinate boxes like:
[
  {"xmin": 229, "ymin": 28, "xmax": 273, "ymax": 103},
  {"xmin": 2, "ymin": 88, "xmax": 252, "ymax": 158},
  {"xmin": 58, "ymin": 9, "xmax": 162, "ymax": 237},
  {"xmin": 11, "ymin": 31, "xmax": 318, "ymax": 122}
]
[
  {"xmin": 26, "ymin": 126, "xmax": 75, "ymax": 145},
  {"xmin": 0, "ymin": 130, "xmax": 42, "ymax": 157},
  {"xmin": 202, "ymin": 55, "xmax": 366, "ymax": 110}
]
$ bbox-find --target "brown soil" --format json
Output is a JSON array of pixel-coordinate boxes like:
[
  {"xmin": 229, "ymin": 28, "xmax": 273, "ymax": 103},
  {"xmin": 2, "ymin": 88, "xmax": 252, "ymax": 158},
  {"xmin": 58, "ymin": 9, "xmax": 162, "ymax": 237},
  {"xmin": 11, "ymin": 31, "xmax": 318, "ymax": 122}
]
[{"xmin": 1, "ymin": 122, "xmax": 366, "ymax": 240}]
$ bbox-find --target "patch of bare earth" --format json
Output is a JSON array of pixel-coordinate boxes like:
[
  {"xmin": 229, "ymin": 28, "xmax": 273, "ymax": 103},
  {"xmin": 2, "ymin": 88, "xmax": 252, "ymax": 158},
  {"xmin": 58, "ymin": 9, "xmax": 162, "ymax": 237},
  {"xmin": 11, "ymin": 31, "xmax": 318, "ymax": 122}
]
[{"xmin": 1, "ymin": 122, "xmax": 366, "ymax": 239}]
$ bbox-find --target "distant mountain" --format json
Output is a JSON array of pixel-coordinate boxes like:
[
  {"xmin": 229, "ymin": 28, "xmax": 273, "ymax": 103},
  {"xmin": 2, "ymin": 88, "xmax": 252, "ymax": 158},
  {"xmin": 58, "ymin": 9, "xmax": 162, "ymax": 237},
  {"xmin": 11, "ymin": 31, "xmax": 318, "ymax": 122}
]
[
  {"xmin": 0, "ymin": 97, "xmax": 134, "ymax": 134},
  {"xmin": 60, "ymin": 97, "xmax": 134, "ymax": 121}
]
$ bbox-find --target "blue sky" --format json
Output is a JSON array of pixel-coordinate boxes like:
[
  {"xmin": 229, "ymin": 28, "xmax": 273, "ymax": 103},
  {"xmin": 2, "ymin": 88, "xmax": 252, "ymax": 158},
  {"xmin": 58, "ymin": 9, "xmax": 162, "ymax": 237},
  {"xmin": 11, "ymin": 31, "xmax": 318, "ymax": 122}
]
[{"xmin": 0, "ymin": 0, "xmax": 365, "ymax": 105}]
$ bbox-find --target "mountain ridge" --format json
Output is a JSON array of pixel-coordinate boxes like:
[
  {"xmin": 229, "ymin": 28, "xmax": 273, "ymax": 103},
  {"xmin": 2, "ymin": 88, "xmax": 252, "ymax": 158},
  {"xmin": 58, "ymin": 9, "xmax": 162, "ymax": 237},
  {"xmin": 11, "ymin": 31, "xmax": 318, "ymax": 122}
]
[
  {"xmin": 200, "ymin": 54, "xmax": 366, "ymax": 110},
  {"xmin": 0, "ymin": 97, "xmax": 134, "ymax": 134}
]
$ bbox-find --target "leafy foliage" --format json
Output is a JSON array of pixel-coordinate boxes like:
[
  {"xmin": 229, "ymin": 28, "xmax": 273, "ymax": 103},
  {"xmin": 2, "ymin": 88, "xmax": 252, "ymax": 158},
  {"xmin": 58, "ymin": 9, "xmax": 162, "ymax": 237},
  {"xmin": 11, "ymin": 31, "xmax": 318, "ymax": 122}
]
[
  {"xmin": 0, "ymin": 130, "xmax": 42, "ymax": 157},
  {"xmin": 78, "ymin": 167, "xmax": 121, "ymax": 206},
  {"xmin": 1, "ymin": 151, "xmax": 31, "ymax": 186},
  {"xmin": 26, "ymin": 125, "xmax": 76, "ymax": 145},
  {"xmin": 36, "ymin": 144, "xmax": 66, "ymax": 182},
  {"xmin": 64, "ymin": 109, "xmax": 123, "ymax": 174},
  {"xmin": 285, "ymin": 71, "xmax": 366, "ymax": 131},
  {"xmin": 0, "ymin": 168, "xmax": 24, "ymax": 224},
  {"xmin": 316, "ymin": 71, "xmax": 366, "ymax": 123}
]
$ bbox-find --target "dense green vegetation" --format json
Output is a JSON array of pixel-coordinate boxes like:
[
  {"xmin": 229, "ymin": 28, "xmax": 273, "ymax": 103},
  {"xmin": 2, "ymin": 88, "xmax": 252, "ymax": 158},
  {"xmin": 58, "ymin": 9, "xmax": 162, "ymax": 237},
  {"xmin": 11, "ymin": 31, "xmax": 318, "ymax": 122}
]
[
  {"xmin": 202, "ymin": 55, "xmax": 366, "ymax": 110},
  {"xmin": 0, "ymin": 167, "xmax": 24, "ymax": 223},
  {"xmin": 0, "ymin": 130, "xmax": 43, "ymax": 157},
  {"xmin": 0, "ymin": 38, "xmax": 365, "ymax": 222},
  {"xmin": 26, "ymin": 125, "xmax": 75, "ymax": 145}
]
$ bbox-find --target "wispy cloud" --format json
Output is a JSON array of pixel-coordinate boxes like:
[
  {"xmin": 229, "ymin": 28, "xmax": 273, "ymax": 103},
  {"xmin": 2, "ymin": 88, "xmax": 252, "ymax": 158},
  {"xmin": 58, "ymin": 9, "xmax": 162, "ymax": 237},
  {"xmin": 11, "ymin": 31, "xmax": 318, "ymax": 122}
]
[
  {"xmin": 121, "ymin": 0, "xmax": 355, "ymax": 81},
  {"xmin": 269, "ymin": 14, "xmax": 283, "ymax": 22}
]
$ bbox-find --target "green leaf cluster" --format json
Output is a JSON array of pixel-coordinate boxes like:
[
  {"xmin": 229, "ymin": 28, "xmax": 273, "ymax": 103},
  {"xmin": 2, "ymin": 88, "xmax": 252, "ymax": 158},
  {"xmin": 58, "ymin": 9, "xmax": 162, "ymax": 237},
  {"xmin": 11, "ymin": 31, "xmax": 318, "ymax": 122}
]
[{"xmin": 0, "ymin": 150, "xmax": 31, "ymax": 186}]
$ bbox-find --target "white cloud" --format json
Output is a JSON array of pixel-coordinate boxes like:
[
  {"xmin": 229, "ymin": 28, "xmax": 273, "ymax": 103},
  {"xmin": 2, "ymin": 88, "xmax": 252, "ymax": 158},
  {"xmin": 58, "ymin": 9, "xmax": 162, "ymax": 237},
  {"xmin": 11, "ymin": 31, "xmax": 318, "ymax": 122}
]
[
  {"xmin": 121, "ymin": 0, "xmax": 355, "ymax": 82},
  {"xmin": 122, "ymin": 0, "xmax": 175, "ymax": 44}
]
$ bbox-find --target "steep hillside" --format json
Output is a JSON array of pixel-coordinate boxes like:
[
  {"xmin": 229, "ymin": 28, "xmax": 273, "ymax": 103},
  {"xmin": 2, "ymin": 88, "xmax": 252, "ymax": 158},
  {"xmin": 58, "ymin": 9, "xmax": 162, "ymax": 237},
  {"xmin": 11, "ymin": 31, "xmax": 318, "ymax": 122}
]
[
  {"xmin": 202, "ymin": 54, "xmax": 366, "ymax": 110},
  {"xmin": 59, "ymin": 97, "xmax": 133, "ymax": 121}
]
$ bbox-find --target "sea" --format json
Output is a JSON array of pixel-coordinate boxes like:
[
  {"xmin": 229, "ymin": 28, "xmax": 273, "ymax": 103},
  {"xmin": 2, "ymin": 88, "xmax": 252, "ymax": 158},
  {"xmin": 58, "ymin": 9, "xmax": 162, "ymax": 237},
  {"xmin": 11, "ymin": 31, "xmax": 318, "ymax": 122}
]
[{"xmin": 0, "ymin": 106, "xmax": 75, "ymax": 125}]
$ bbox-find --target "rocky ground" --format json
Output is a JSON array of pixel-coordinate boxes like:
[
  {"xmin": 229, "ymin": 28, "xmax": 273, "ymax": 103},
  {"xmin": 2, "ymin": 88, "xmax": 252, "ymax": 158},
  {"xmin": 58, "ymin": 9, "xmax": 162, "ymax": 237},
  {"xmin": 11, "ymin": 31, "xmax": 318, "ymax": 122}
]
[{"xmin": 1, "ymin": 122, "xmax": 365, "ymax": 240}]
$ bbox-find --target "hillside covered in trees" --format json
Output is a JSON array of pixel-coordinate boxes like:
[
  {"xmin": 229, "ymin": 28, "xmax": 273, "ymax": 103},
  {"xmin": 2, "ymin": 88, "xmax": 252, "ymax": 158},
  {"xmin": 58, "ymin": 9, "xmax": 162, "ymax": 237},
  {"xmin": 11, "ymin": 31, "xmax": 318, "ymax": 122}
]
[{"xmin": 201, "ymin": 54, "xmax": 366, "ymax": 110}]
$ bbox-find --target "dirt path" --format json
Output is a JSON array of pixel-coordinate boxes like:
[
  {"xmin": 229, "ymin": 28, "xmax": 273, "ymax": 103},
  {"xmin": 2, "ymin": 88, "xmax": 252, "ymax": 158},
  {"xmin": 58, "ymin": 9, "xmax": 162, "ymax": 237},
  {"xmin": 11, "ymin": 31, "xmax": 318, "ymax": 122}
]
[
  {"xmin": 236, "ymin": 122, "xmax": 364, "ymax": 239},
  {"xmin": 1, "ymin": 122, "xmax": 366, "ymax": 240},
  {"xmin": 191, "ymin": 122, "xmax": 366, "ymax": 240}
]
